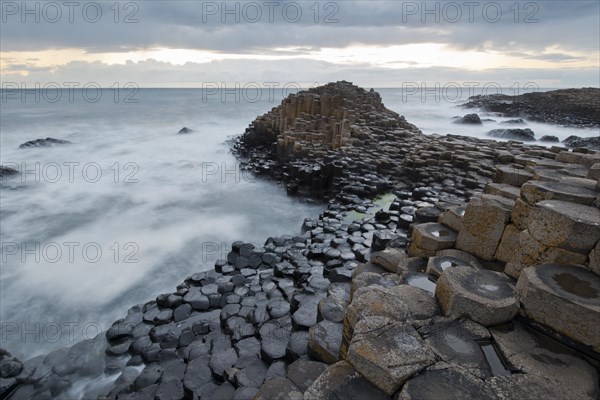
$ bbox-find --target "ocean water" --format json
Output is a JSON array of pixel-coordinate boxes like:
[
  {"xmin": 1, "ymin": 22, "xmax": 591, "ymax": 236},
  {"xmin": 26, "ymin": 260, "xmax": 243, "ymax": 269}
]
[{"xmin": 0, "ymin": 87, "xmax": 597, "ymax": 361}]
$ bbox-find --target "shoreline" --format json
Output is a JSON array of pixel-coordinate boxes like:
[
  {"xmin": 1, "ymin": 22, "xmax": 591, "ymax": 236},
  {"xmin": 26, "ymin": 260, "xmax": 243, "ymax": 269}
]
[{"xmin": 1, "ymin": 82, "xmax": 599, "ymax": 400}]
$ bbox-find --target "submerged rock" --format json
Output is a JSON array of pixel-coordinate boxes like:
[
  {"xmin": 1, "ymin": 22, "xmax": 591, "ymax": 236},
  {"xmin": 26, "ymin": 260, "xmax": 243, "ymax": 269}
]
[
  {"xmin": 539, "ymin": 135, "xmax": 559, "ymax": 142},
  {"xmin": 19, "ymin": 137, "xmax": 72, "ymax": 148},
  {"xmin": 0, "ymin": 166, "xmax": 18, "ymax": 178},
  {"xmin": 177, "ymin": 127, "xmax": 193, "ymax": 134},
  {"xmin": 454, "ymin": 113, "xmax": 482, "ymax": 124},
  {"xmin": 487, "ymin": 128, "xmax": 536, "ymax": 142}
]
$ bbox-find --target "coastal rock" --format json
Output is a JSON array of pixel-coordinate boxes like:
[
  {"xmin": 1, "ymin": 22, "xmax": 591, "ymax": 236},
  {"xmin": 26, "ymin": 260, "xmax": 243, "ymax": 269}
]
[
  {"xmin": 520, "ymin": 180, "xmax": 598, "ymax": 206},
  {"xmin": 462, "ymin": 88, "xmax": 600, "ymax": 128},
  {"xmin": 539, "ymin": 135, "xmax": 559, "ymax": 142},
  {"xmin": 286, "ymin": 358, "xmax": 327, "ymax": 392},
  {"xmin": 408, "ymin": 223, "xmax": 457, "ymax": 258},
  {"xmin": 491, "ymin": 321, "xmax": 599, "ymax": 399},
  {"xmin": 304, "ymin": 361, "xmax": 390, "ymax": 400},
  {"xmin": 562, "ymin": 135, "xmax": 600, "ymax": 150},
  {"xmin": 397, "ymin": 364, "xmax": 497, "ymax": 400},
  {"xmin": 456, "ymin": 194, "xmax": 514, "ymax": 260},
  {"xmin": 0, "ymin": 166, "xmax": 18, "ymax": 178},
  {"xmin": 177, "ymin": 127, "xmax": 193, "ymax": 134},
  {"xmin": 19, "ymin": 137, "xmax": 72, "ymax": 148},
  {"xmin": 487, "ymin": 129, "xmax": 536, "ymax": 142},
  {"xmin": 347, "ymin": 316, "xmax": 436, "ymax": 395},
  {"xmin": 526, "ymin": 200, "xmax": 600, "ymax": 252},
  {"xmin": 308, "ymin": 320, "xmax": 343, "ymax": 364},
  {"xmin": 435, "ymin": 267, "xmax": 519, "ymax": 326},
  {"xmin": 253, "ymin": 378, "xmax": 303, "ymax": 400},
  {"xmin": 516, "ymin": 264, "xmax": 600, "ymax": 351},
  {"xmin": 454, "ymin": 114, "xmax": 482, "ymax": 124}
]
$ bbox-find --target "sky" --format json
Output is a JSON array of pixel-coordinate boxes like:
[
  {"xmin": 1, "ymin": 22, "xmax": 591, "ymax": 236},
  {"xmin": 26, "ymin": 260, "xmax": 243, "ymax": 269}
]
[{"xmin": 1, "ymin": 0, "xmax": 599, "ymax": 88}]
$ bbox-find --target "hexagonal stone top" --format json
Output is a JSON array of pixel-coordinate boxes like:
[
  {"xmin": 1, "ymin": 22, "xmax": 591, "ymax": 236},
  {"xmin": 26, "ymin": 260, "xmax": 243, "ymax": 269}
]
[
  {"xmin": 436, "ymin": 266, "xmax": 519, "ymax": 326},
  {"xmin": 526, "ymin": 264, "xmax": 600, "ymax": 307}
]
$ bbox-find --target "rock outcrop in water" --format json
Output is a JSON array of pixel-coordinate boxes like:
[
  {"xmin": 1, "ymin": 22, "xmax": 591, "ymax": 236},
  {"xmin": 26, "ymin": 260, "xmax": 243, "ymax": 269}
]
[
  {"xmin": 18, "ymin": 137, "xmax": 72, "ymax": 148},
  {"xmin": 0, "ymin": 165, "xmax": 18, "ymax": 177},
  {"xmin": 487, "ymin": 128, "xmax": 536, "ymax": 142},
  {"xmin": 3, "ymin": 82, "xmax": 600, "ymax": 400},
  {"xmin": 462, "ymin": 88, "xmax": 600, "ymax": 129}
]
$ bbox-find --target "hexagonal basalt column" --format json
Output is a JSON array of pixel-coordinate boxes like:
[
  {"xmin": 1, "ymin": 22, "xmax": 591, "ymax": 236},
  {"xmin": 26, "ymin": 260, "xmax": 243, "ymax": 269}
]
[
  {"xmin": 516, "ymin": 264, "xmax": 600, "ymax": 352},
  {"xmin": 408, "ymin": 223, "xmax": 457, "ymax": 258},
  {"xmin": 435, "ymin": 267, "xmax": 519, "ymax": 326},
  {"xmin": 455, "ymin": 194, "xmax": 514, "ymax": 261},
  {"xmin": 347, "ymin": 316, "xmax": 436, "ymax": 395}
]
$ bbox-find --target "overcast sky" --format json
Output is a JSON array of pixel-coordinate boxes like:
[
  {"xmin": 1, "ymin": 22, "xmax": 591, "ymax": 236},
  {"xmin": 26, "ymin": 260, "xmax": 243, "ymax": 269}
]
[{"xmin": 1, "ymin": 0, "xmax": 599, "ymax": 88}]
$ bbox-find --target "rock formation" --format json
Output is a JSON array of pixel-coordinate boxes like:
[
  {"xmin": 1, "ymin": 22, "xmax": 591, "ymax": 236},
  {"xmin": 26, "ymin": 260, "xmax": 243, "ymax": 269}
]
[
  {"xmin": 3, "ymin": 82, "xmax": 599, "ymax": 400},
  {"xmin": 462, "ymin": 87, "xmax": 600, "ymax": 129}
]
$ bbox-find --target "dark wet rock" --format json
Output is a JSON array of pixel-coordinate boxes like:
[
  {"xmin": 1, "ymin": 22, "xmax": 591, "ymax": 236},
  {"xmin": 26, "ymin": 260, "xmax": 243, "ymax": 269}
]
[
  {"xmin": 265, "ymin": 361, "xmax": 287, "ymax": 380},
  {"xmin": 183, "ymin": 356, "xmax": 213, "ymax": 392},
  {"xmin": 173, "ymin": 303, "xmax": 192, "ymax": 322},
  {"xmin": 501, "ymin": 118, "xmax": 526, "ymax": 125},
  {"xmin": 308, "ymin": 320, "xmax": 343, "ymax": 364},
  {"xmin": 19, "ymin": 137, "xmax": 72, "ymax": 148},
  {"xmin": 292, "ymin": 298, "xmax": 320, "ymax": 330},
  {"xmin": 436, "ymin": 267, "xmax": 519, "ymax": 326},
  {"xmin": 156, "ymin": 378, "xmax": 184, "ymax": 400},
  {"xmin": 260, "ymin": 317, "xmax": 292, "ymax": 362},
  {"xmin": 304, "ymin": 361, "xmax": 390, "ymax": 400},
  {"xmin": 454, "ymin": 114, "xmax": 482, "ymax": 124},
  {"xmin": 135, "ymin": 364, "xmax": 162, "ymax": 390},
  {"xmin": 209, "ymin": 347, "xmax": 238, "ymax": 379},
  {"xmin": 184, "ymin": 288, "xmax": 210, "ymax": 310},
  {"xmin": 105, "ymin": 338, "xmax": 132, "ymax": 356},
  {"xmin": 463, "ymin": 88, "xmax": 600, "ymax": 128},
  {"xmin": 210, "ymin": 382, "xmax": 236, "ymax": 399},
  {"xmin": 268, "ymin": 299, "xmax": 291, "ymax": 319},
  {"xmin": 0, "ymin": 350, "xmax": 23, "ymax": 378},
  {"xmin": 0, "ymin": 165, "xmax": 18, "ymax": 178},
  {"xmin": 286, "ymin": 331, "xmax": 309, "ymax": 360},
  {"xmin": 487, "ymin": 128, "xmax": 536, "ymax": 142},
  {"xmin": 0, "ymin": 377, "xmax": 17, "ymax": 396},
  {"xmin": 347, "ymin": 317, "xmax": 436, "ymax": 395},
  {"xmin": 154, "ymin": 308, "xmax": 174, "ymax": 325},
  {"xmin": 397, "ymin": 363, "xmax": 497, "ymax": 400},
  {"xmin": 317, "ymin": 297, "xmax": 347, "ymax": 323},
  {"xmin": 234, "ymin": 337, "xmax": 261, "ymax": 359},
  {"xmin": 177, "ymin": 127, "xmax": 193, "ymax": 134},
  {"xmin": 540, "ymin": 135, "xmax": 559, "ymax": 142},
  {"xmin": 562, "ymin": 135, "xmax": 600, "ymax": 150},
  {"xmin": 287, "ymin": 357, "xmax": 328, "ymax": 392},
  {"xmin": 235, "ymin": 358, "xmax": 268, "ymax": 388},
  {"xmin": 253, "ymin": 377, "xmax": 303, "ymax": 400},
  {"xmin": 233, "ymin": 386, "xmax": 259, "ymax": 400}
]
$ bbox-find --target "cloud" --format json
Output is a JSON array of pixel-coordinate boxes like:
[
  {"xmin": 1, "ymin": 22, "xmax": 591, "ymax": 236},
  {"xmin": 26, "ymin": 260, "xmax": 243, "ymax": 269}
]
[
  {"xmin": 3, "ymin": 57, "xmax": 598, "ymax": 89},
  {"xmin": 1, "ymin": 1, "xmax": 598, "ymax": 86}
]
